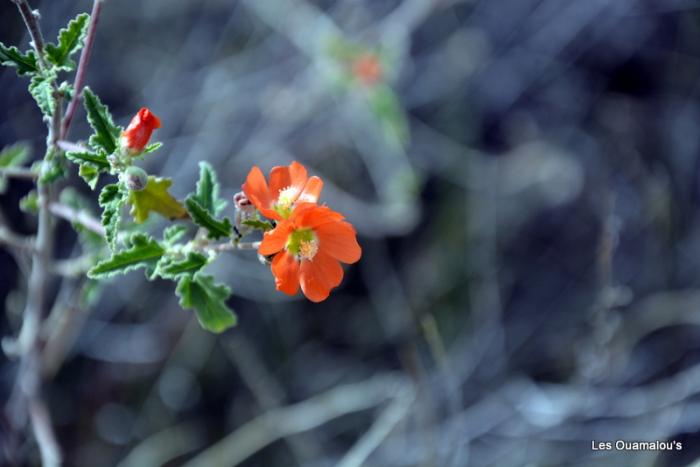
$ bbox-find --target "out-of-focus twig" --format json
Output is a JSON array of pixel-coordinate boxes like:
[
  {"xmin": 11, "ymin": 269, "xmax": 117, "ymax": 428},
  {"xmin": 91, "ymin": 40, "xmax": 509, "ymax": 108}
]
[
  {"xmin": 115, "ymin": 422, "xmax": 206, "ymax": 467},
  {"xmin": 0, "ymin": 226, "xmax": 35, "ymax": 252},
  {"xmin": 0, "ymin": 167, "xmax": 38, "ymax": 180},
  {"xmin": 335, "ymin": 382, "xmax": 414, "ymax": 467},
  {"xmin": 49, "ymin": 202, "xmax": 105, "ymax": 236},
  {"xmin": 182, "ymin": 374, "xmax": 408, "ymax": 467}
]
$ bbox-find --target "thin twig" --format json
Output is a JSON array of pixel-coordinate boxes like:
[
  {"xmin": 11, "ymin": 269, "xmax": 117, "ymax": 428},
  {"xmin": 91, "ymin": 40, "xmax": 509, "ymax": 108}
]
[
  {"xmin": 0, "ymin": 226, "xmax": 35, "ymax": 252},
  {"xmin": 182, "ymin": 374, "xmax": 406, "ymax": 467},
  {"xmin": 61, "ymin": 0, "xmax": 104, "ymax": 139},
  {"xmin": 207, "ymin": 240, "xmax": 261, "ymax": 252},
  {"xmin": 0, "ymin": 167, "xmax": 38, "ymax": 180},
  {"xmin": 49, "ymin": 202, "xmax": 105, "ymax": 236},
  {"xmin": 335, "ymin": 384, "xmax": 414, "ymax": 467},
  {"xmin": 10, "ymin": 0, "xmax": 47, "ymax": 69},
  {"xmin": 28, "ymin": 399, "xmax": 61, "ymax": 467}
]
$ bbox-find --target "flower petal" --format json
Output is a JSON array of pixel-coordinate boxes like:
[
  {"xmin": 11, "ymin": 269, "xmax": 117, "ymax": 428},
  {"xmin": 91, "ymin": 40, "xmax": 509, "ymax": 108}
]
[
  {"xmin": 271, "ymin": 251, "xmax": 300, "ymax": 295},
  {"xmin": 259, "ymin": 223, "xmax": 292, "ymax": 255},
  {"xmin": 316, "ymin": 221, "xmax": 361, "ymax": 264},
  {"xmin": 298, "ymin": 176, "xmax": 323, "ymax": 204},
  {"xmin": 268, "ymin": 165, "xmax": 291, "ymax": 197},
  {"xmin": 288, "ymin": 161, "xmax": 308, "ymax": 196},
  {"xmin": 242, "ymin": 166, "xmax": 272, "ymax": 211},
  {"xmin": 299, "ymin": 258, "xmax": 332, "ymax": 302},
  {"xmin": 294, "ymin": 204, "xmax": 344, "ymax": 229}
]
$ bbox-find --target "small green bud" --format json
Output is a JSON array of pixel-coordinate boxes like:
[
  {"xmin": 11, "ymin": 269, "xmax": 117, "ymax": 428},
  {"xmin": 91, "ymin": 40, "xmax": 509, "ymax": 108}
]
[{"xmin": 123, "ymin": 166, "xmax": 148, "ymax": 191}]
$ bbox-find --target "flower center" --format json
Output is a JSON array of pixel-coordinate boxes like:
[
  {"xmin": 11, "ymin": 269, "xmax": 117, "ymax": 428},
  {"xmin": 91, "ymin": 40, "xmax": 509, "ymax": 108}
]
[
  {"xmin": 286, "ymin": 228, "xmax": 318, "ymax": 260},
  {"xmin": 275, "ymin": 186, "xmax": 298, "ymax": 218},
  {"xmin": 277, "ymin": 186, "xmax": 297, "ymax": 208}
]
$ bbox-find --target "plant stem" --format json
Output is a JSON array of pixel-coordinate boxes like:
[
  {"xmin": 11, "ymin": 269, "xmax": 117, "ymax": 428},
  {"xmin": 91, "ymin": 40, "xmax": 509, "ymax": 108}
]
[
  {"xmin": 0, "ymin": 166, "xmax": 38, "ymax": 179},
  {"xmin": 61, "ymin": 0, "xmax": 104, "ymax": 139},
  {"xmin": 10, "ymin": 0, "xmax": 47, "ymax": 69}
]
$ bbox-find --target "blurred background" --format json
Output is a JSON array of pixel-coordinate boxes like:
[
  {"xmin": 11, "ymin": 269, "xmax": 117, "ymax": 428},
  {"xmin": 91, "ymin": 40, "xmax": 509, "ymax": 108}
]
[{"xmin": 3, "ymin": 0, "xmax": 700, "ymax": 465}]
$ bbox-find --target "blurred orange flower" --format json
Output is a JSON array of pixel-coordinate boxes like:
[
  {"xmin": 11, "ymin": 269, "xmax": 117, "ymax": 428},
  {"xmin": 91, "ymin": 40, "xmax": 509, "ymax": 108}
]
[
  {"xmin": 352, "ymin": 53, "xmax": 382, "ymax": 85},
  {"xmin": 242, "ymin": 161, "xmax": 323, "ymax": 220},
  {"xmin": 121, "ymin": 107, "xmax": 161, "ymax": 154},
  {"xmin": 259, "ymin": 203, "xmax": 361, "ymax": 302}
]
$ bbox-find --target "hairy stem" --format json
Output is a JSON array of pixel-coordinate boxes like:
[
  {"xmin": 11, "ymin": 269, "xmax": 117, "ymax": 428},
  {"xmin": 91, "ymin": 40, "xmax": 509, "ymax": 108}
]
[
  {"xmin": 61, "ymin": 0, "xmax": 104, "ymax": 139},
  {"xmin": 10, "ymin": 0, "xmax": 47, "ymax": 69}
]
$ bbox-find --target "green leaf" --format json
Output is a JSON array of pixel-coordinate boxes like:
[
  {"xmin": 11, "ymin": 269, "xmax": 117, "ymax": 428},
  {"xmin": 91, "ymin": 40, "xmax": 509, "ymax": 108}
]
[
  {"xmin": 0, "ymin": 143, "xmax": 31, "ymax": 168},
  {"xmin": 29, "ymin": 74, "xmax": 56, "ymax": 116},
  {"xmin": 65, "ymin": 151, "xmax": 110, "ymax": 170},
  {"xmin": 163, "ymin": 225, "xmax": 188, "ymax": 245},
  {"xmin": 128, "ymin": 176, "xmax": 188, "ymax": 223},
  {"xmin": 143, "ymin": 142, "xmax": 162, "ymax": 154},
  {"xmin": 45, "ymin": 13, "xmax": 89, "ymax": 71},
  {"xmin": 185, "ymin": 196, "xmax": 232, "ymax": 239},
  {"xmin": 83, "ymin": 87, "xmax": 121, "ymax": 154},
  {"xmin": 369, "ymin": 85, "xmax": 409, "ymax": 148},
  {"xmin": 66, "ymin": 151, "xmax": 109, "ymax": 189},
  {"xmin": 192, "ymin": 161, "xmax": 227, "ymax": 215},
  {"xmin": 158, "ymin": 252, "xmax": 209, "ymax": 278},
  {"xmin": 19, "ymin": 190, "xmax": 38, "ymax": 214},
  {"xmin": 88, "ymin": 233, "xmax": 164, "ymax": 279},
  {"xmin": 99, "ymin": 183, "xmax": 127, "ymax": 250},
  {"xmin": 176, "ymin": 274, "xmax": 236, "ymax": 333},
  {"xmin": 0, "ymin": 43, "xmax": 38, "ymax": 76},
  {"xmin": 78, "ymin": 163, "xmax": 100, "ymax": 189},
  {"xmin": 242, "ymin": 219, "xmax": 274, "ymax": 232}
]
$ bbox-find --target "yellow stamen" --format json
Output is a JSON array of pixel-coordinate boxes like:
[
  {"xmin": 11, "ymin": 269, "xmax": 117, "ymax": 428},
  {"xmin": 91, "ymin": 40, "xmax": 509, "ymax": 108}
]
[{"xmin": 299, "ymin": 239, "xmax": 318, "ymax": 260}]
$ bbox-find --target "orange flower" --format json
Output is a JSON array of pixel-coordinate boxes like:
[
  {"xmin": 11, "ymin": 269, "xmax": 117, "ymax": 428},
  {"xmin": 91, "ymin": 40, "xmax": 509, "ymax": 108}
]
[
  {"xmin": 259, "ymin": 203, "xmax": 361, "ymax": 302},
  {"xmin": 352, "ymin": 53, "xmax": 382, "ymax": 85},
  {"xmin": 242, "ymin": 161, "xmax": 323, "ymax": 221},
  {"xmin": 121, "ymin": 107, "xmax": 161, "ymax": 154}
]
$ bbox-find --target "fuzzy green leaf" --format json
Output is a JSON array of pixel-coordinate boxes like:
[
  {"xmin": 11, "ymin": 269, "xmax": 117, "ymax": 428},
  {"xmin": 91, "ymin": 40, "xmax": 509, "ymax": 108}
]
[
  {"xmin": 29, "ymin": 74, "xmax": 56, "ymax": 116},
  {"xmin": 88, "ymin": 233, "xmax": 164, "ymax": 279},
  {"xmin": 83, "ymin": 87, "xmax": 121, "ymax": 154},
  {"xmin": 242, "ymin": 219, "xmax": 274, "ymax": 232},
  {"xmin": 163, "ymin": 225, "xmax": 188, "ymax": 245},
  {"xmin": 176, "ymin": 274, "xmax": 236, "ymax": 333},
  {"xmin": 0, "ymin": 143, "xmax": 31, "ymax": 168},
  {"xmin": 158, "ymin": 252, "xmax": 209, "ymax": 278},
  {"xmin": 128, "ymin": 176, "xmax": 188, "ymax": 223},
  {"xmin": 99, "ymin": 183, "xmax": 126, "ymax": 250},
  {"xmin": 0, "ymin": 43, "xmax": 38, "ymax": 76},
  {"xmin": 185, "ymin": 196, "xmax": 232, "ymax": 239},
  {"xmin": 78, "ymin": 164, "xmax": 100, "ymax": 189},
  {"xmin": 192, "ymin": 161, "xmax": 227, "ymax": 215},
  {"xmin": 45, "ymin": 13, "xmax": 89, "ymax": 71},
  {"xmin": 65, "ymin": 151, "xmax": 110, "ymax": 170}
]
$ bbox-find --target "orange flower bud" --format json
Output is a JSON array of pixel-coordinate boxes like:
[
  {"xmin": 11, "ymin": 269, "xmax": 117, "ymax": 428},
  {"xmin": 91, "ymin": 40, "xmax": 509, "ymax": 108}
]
[
  {"xmin": 121, "ymin": 107, "xmax": 161, "ymax": 154},
  {"xmin": 352, "ymin": 54, "xmax": 382, "ymax": 86}
]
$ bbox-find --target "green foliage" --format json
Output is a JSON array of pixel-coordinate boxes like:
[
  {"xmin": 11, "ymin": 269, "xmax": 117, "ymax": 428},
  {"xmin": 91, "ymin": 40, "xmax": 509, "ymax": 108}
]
[
  {"xmin": 128, "ymin": 176, "xmax": 188, "ymax": 223},
  {"xmin": 158, "ymin": 252, "xmax": 209, "ymax": 278},
  {"xmin": 143, "ymin": 142, "xmax": 162, "ymax": 154},
  {"xmin": 88, "ymin": 233, "xmax": 164, "ymax": 279},
  {"xmin": 163, "ymin": 225, "xmax": 188, "ymax": 245},
  {"xmin": 185, "ymin": 196, "xmax": 232, "ymax": 239},
  {"xmin": 19, "ymin": 190, "xmax": 38, "ymax": 214},
  {"xmin": 29, "ymin": 73, "xmax": 56, "ymax": 116},
  {"xmin": 99, "ymin": 183, "xmax": 127, "ymax": 250},
  {"xmin": 242, "ymin": 219, "xmax": 274, "ymax": 232},
  {"xmin": 66, "ymin": 150, "xmax": 110, "ymax": 189},
  {"xmin": 192, "ymin": 161, "xmax": 227, "ymax": 215},
  {"xmin": 0, "ymin": 143, "xmax": 31, "ymax": 169},
  {"xmin": 176, "ymin": 273, "xmax": 236, "ymax": 333},
  {"xmin": 369, "ymin": 85, "xmax": 409, "ymax": 148},
  {"xmin": 65, "ymin": 151, "xmax": 110, "ymax": 169},
  {"xmin": 0, "ymin": 43, "xmax": 38, "ymax": 76},
  {"xmin": 83, "ymin": 87, "xmax": 121, "ymax": 154},
  {"xmin": 45, "ymin": 13, "xmax": 89, "ymax": 71}
]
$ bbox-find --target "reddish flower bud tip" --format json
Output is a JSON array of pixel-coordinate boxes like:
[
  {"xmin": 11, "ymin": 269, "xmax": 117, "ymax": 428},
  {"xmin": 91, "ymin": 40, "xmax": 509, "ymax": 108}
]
[
  {"xmin": 352, "ymin": 54, "xmax": 382, "ymax": 86},
  {"xmin": 121, "ymin": 107, "xmax": 161, "ymax": 154}
]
